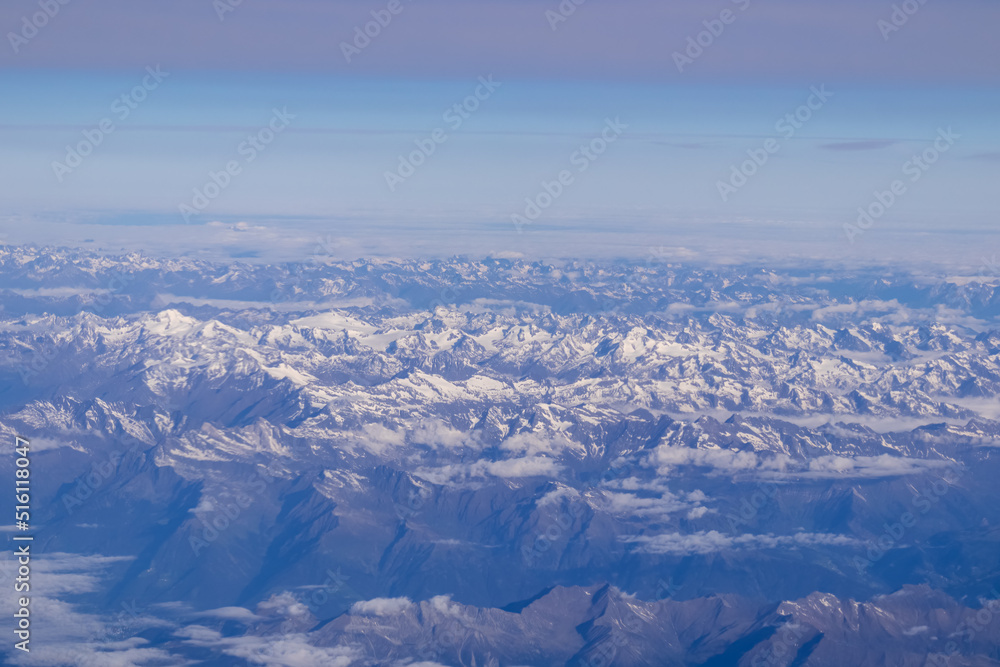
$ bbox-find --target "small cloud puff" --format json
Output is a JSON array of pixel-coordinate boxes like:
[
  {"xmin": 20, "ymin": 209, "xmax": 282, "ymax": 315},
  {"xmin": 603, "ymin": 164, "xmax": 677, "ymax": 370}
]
[
  {"xmin": 425, "ymin": 594, "xmax": 463, "ymax": 618},
  {"xmin": 487, "ymin": 456, "xmax": 561, "ymax": 478},
  {"xmin": 537, "ymin": 485, "xmax": 581, "ymax": 508},
  {"xmin": 351, "ymin": 597, "xmax": 414, "ymax": 616},
  {"xmin": 409, "ymin": 421, "xmax": 473, "ymax": 449},
  {"xmin": 256, "ymin": 591, "xmax": 311, "ymax": 619}
]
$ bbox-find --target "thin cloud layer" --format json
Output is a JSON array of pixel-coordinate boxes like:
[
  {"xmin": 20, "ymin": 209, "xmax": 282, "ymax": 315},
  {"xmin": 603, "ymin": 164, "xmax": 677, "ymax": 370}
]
[{"xmin": 1, "ymin": 0, "xmax": 997, "ymax": 83}]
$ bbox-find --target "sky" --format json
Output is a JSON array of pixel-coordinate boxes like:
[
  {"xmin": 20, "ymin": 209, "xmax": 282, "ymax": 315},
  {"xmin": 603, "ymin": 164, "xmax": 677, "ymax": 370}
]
[{"xmin": 0, "ymin": 0, "xmax": 997, "ymax": 264}]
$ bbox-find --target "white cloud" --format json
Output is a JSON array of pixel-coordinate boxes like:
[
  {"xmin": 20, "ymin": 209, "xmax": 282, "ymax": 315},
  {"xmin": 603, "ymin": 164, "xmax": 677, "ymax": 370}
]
[
  {"xmin": 500, "ymin": 432, "xmax": 573, "ymax": 457},
  {"xmin": 256, "ymin": 592, "xmax": 311, "ymax": 619},
  {"xmin": 653, "ymin": 443, "xmax": 950, "ymax": 480},
  {"xmin": 351, "ymin": 597, "xmax": 414, "ymax": 616},
  {"xmin": 654, "ymin": 445, "xmax": 761, "ymax": 472},
  {"xmin": 177, "ymin": 626, "xmax": 361, "ymax": 667},
  {"xmin": 596, "ymin": 491, "xmax": 688, "ymax": 518},
  {"xmin": 425, "ymin": 595, "xmax": 462, "ymax": 618},
  {"xmin": 0, "ymin": 554, "xmax": 183, "ymax": 666},
  {"xmin": 624, "ymin": 530, "xmax": 857, "ymax": 555},
  {"xmin": 345, "ymin": 423, "xmax": 407, "ymax": 456},
  {"xmin": 193, "ymin": 606, "xmax": 260, "ymax": 622},
  {"xmin": 537, "ymin": 485, "xmax": 580, "ymax": 508},
  {"xmin": 802, "ymin": 454, "xmax": 949, "ymax": 479},
  {"xmin": 409, "ymin": 421, "xmax": 473, "ymax": 449},
  {"xmin": 487, "ymin": 456, "xmax": 561, "ymax": 478}
]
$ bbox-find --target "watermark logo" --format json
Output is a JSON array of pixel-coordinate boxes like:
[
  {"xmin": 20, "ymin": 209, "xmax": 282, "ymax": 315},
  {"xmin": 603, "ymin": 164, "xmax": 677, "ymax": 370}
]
[
  {"xmin": 511, "ymin": 117, "xmax": 627, "ymax": 233},
  {"xmin": 716, "ymin": 85, "xmax": 833, "ymax": 202},
  {"xmin": 878, "ymin": 0, "xmax": 930, "ymax": 40},
  {"xmin": 52, "ymin": 66, "xmax": 170, "ymax": 183},
  {"xmin": 844, "ymin": 127, "xmax": 958, "ymax": 244},
  {"xmin": 385, "ymin": 76, "xmax": 501, "ymax": 192},
  {"xmin": 340, "ymin": 0, "xmax": 412, "ymax": 63},
  {"xmin": 545, "ymin": 0, "xmax": 587, "ymax": 31},
  {"xmin": 8, "ymin": 0, "xmax": 71, "ymax": 54},
  {"xmin": 178, "ymin": 107, "xmax": 295, "ymax": 222},
  {"xmin": 673, "ymin": 0, "xmax": 752, "ymax": 73}
]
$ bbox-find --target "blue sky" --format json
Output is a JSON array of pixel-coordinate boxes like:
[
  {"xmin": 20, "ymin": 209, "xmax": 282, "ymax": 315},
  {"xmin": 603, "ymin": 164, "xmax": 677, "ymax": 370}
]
[{"xmin": 0, "ymin": 0, "xmax": 997, "ymax": 262}]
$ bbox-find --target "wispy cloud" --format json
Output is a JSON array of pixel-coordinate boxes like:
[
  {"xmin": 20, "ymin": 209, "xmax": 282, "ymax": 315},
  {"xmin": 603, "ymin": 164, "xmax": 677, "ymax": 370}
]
[
  {"xmin": 820, "ymin": 140, "xmax": 897, "ymax": 151},
  {"xmin": 623, "ymin": 530, "xmax": 858, "ymax": 555}
]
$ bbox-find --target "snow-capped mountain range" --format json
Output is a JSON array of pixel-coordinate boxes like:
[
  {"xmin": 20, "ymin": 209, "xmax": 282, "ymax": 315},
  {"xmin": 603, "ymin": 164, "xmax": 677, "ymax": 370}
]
[{"xmin": 1, "ymin": 245, "xmax": 999, "ymax": 665}]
